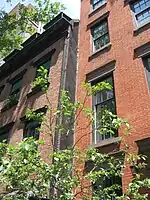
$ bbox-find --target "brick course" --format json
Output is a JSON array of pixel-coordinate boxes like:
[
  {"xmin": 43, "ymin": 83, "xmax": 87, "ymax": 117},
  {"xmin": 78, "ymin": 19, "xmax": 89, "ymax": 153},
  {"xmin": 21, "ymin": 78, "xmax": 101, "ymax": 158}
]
[
  {"xmin": 0, "ymin": 14, "xmax": 79, "ymax": 162},
  {"xmin": 76, "ymin": 0, "xmax": 150, "ymax": 192}
]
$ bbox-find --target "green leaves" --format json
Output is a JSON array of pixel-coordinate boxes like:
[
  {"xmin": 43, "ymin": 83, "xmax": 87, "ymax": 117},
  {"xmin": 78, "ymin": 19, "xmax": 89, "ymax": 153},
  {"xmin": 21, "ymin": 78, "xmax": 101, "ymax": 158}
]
[
  {"xmin": 31, "ymin": 66, "xmax": 49, "ymax": 91},
  {"xmin": 32, "ymin": 0, "xmax": 65, "ymax": 24},
  {"xmin": 60, "ymin": 90, "xmax": 75, "ymax": 117},
  {"xmin": 0, "ymin": 9, "xmax": 24, "ymax": 58},
  {"xmin": 0, "ymin": 0, "xmax": 65, "ymax": 59},
  {"xmin": 0, "ymin": 139, "xmax": 150, "ymax": 200},
  {"xmin": 0, "ymin": 138, "xmax": 50, "ymax": 199},
  {"xmin": 25, "ymin": 108, "xmax": 45, "ymax": 123},
  {"xmin": 83, "ymin": 81, "xmax": 112, "ymax": 96},
  {"xmin": 0, "ymin": 82, "xmax": 150, "ymax": 199}
]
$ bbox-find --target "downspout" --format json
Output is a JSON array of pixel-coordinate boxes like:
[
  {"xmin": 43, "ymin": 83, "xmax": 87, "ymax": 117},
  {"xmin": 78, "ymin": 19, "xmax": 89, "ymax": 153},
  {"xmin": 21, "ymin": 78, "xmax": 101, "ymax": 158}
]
[
  {"xmin": 49, "ymin": 23, "xmax": 72, "ymax": 200},
  {"xmin": 54, "ymin": 23, "xmax": 72, "ymax": 152}
]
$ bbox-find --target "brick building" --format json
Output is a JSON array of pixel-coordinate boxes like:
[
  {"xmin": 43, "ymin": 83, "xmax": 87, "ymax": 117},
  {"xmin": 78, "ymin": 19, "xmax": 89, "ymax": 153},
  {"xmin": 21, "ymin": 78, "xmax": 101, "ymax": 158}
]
[
  {"xmin": 76, "ymin": 0, "xmax": 150, "ymax": 195},
  {"xmin": 0, "ymin": 12, "xmax": 79, "ymax": 160}
]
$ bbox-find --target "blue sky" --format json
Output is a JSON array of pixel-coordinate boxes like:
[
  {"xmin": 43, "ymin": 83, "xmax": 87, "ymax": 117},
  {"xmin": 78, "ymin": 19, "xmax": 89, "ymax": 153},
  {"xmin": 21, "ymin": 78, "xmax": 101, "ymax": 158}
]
[{"xmin": 0, "ymin": 0, "xmax": 80, "ymax": 19}]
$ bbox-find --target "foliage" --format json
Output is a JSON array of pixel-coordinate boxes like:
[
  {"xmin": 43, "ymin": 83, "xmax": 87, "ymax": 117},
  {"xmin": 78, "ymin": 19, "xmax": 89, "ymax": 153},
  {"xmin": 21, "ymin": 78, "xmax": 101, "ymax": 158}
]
[
  {"xmin": 0, "ymin": 9, "xmax": 24, "ymax": 58},
  {"xmin": 0, "ymin": 139, "xmax": 149, "ymax": 199},
  {"xmin": 0, "ymin": 77, "xmax": 150, "ymax": 199},
  {"xmin": 82, "ymin": 82, "xmax": 112, "ymax": 96},
  {"xmin": 0, "ymin": 138, "xmax": 50, "ymax": 199},
  {"xmin": 0, "ymin": 0, "xmax": 65, "ymax": 58},
  {"xmin": 1, "ymin": 1, "xmax": 149, "ymax": 199},
  {"xmin": 31, "ymin": 66, "xmax": 49, "ymax": 91},
  {"xmin": 25, "ymin": 108, "xmax": 45, "ymax": 123},
  {"xmin": 2, "ymin": 94, "xmax": 19, "ymax": 111}
]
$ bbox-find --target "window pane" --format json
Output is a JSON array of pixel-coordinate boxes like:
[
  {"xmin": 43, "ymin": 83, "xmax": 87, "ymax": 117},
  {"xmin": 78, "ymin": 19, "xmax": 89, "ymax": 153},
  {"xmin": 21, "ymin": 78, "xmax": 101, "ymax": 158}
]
[
  {"xmin": 92, "ymin": 20, "xmax": 109, "ymax": 51},
  {"xmin": 0, "ymin": 132, "xmax": 9, "ymax": 143},
  {"xmin": 24, "ymin": 121, "xmax": 40, "ymax": 140},
  {"xmin": 43, "ymin": 60, "xmax": 50, "ymax": 70},
  {"xmin": 96, "ymin": 77, "xmax": 114, "ymax": 104},
  {"xmin": 93, "ymin": 168, "xmax": 122, "ymax": 199},
  {"xmin": 136, "ymin": 8, "xmax": 150, "ymax": 25},
  {"xmin": 94, "ymin": 33, "xmax": 109, "ymax": 50},
  {"xmin": 107, "ymin": 76, "xmax": 113, "ymax": 86},
  {"xmin": 93, "ymin": 21, "xmax": 108, "ymax": 40},
  {"xmin": 95, "ymin": 99, "xmax": 116, "ymax": 141},
  {"xmin": 133, "ymin": 0, "xmax": 149, "ymax": 13},
  {"xmin": 11, "ymin": 79, "xmax": 22, "ymax": 95},
  {"xmin": 96, "ymin": 90, "xmax": 114, "ymax": 104},
  {"xmin": 93, "ymin": 0, "xmax": 105, "ymax": 10},
  {"xmin": 36, "ymin": 60, "xmax": 51, "ymax": 78},
  {"xmin": 93, "ymin": 76, "xmax": 116, "ymax": 143},
  {"xmin": 103, "ymin": 33, "xmax": 110, "ymax": 46},
  {"xmin": 133, "ymin": 0, "xmax": 150, "ymax": 25}
]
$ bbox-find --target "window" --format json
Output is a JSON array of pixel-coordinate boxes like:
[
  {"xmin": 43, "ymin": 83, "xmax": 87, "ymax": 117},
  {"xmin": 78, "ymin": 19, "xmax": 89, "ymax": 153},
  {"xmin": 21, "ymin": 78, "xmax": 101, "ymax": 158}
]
[
  {"xmin": 36, "ymin": 59, "xmax": 51, "ymax": 78},
  {"xmin": 23, "ymin": 120, "xmax": 40, "ymax": 140},
  {"xmin": 0, "ymin": 131, "xmax": 9, "ymax": 143},
  {"xmin": 42, "ymin": 60, "xmax": 51, "ymax": 71},
  {"xmin": 31, "ymin": 59, "xmax": 50, "ymax": 91},
  {"xmin": 93, "ymin": 76, "xmax": 116, "ymax": 143},
  {"xmin": 2, "ymin": 78, "xmax": 22, "ymax": 111},
  {"xmin": 22, "ymin": 107, "xmax": 47, "ymax": 140},
  {"xmin": 0, "ymin": 122, "xmax": 14, "ymax": 143},
  {"xmin": 93, "ymin": 159, "xmax": 122, "ymax": 199},
  {"xmin": 10, "ymin": 78, "xmax": 22, "ymax": 100},
  {"xmin": 92, "ymin": 0, "xmax": 105, "ymax": 10},
  {"xmin": 132, "ymin": 0, "xmax": 150, "ymax": 26},
  {"xmin": 93, "ymin": 175, "xmax": 122, "ymax": 199},
  {"xmin": 143, "ymin": 56, "xmax": 150, "ymax": 89},
  {"xmin": 92, "ymin": 19, "xmax": 110, "ymax": 52}
]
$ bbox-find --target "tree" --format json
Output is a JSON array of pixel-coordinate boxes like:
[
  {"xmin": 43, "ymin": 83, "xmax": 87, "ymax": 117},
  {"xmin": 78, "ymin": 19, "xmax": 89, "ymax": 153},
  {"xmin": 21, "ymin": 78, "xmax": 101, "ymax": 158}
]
[
  {"xmin": 0, "ymin": 67, "xmax": 150, "ymax": 200},
  {"xmin": 0, "ymin": 0, "xmax": 65, "ymax": 58}
]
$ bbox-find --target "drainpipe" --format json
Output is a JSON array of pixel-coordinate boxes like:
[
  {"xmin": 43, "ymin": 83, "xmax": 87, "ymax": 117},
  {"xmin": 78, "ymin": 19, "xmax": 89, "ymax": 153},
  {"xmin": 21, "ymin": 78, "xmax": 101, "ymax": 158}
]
[
  {"xmin": 54, "ymin": 23, "xmax": 72, "ymax": 152},
  {"xmin": 49, "ymin": 23, "xmax": 72, "ymax": 200}
]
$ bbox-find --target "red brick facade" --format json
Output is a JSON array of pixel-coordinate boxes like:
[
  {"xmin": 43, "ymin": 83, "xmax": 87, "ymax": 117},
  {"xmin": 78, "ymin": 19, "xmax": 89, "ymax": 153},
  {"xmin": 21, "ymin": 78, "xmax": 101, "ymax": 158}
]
[
  {"xmin": 0, "ymin": 13, "xmax": 79, "ymax": 161},
  {"xmin": 76, "ymin": 0, "xmax": 150, "ymax": 192}
]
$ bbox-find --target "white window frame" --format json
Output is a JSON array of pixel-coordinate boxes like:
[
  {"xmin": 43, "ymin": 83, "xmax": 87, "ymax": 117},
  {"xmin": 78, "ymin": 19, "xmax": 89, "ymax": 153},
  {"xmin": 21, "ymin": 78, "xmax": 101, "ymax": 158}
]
[{"xmin": 131, "ymin": 0, "xmax": 150, "ymax": 27}]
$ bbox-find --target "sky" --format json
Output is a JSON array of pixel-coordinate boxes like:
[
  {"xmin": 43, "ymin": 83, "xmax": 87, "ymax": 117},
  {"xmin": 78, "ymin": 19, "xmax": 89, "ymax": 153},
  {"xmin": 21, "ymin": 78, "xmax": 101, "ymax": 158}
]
[{"xmin": 0, "ymin": 0, "xmax": 80, "ymax": 19}]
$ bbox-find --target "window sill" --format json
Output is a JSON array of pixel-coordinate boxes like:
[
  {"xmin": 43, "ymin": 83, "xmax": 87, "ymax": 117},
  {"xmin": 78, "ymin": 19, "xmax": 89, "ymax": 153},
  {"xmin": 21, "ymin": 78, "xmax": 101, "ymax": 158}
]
[
  {"xmin": 92, "ymin": 136, "xmax": 121, "ymax": 148},
  {"xmin": 27, "ymin": 83, "xmax": 50, "ymax": 98},
  {"xmin": 27, "ymin": 86, "xmax": 43, "ymax": 98},
  {"xmin": 1, "ymin": 100, "xmax": 18, "ymax": 112},
  {"xmin": 88, "ymin": 43, "xmax": 111, "ymax": 61},
  {"xmin": 20, "ymin": 105, "xmax": 48, "ymax": 122},
  {"xmin": 134, "ymin": 21, "xmax": 150, "ymax": 36},
  {"xmin": 88, "ymin": 2, "xmax": 107, "ymax": 18}
]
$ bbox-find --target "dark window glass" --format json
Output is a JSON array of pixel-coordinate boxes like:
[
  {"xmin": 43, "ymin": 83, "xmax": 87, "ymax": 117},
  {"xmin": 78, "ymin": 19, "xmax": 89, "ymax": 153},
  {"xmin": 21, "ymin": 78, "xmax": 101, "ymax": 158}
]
[
  {"xmin": 24, "ymin": 121, "xmax": 40, "ymax": 140},
  {"xmin": 10, "ymin": 78, "xmax": 22, "ymax": 100},
  {"xmin": 93, "ymin": 175, "xmax": 122, "ymax": 199},
  {"xmin": 143, "ymin": 56, "xmax": 150, "ymax": 89},
  {"xmin": 0, "ymin": 131, "xmax": 9, "ymax": 143},
  {"xmin": 92, "ymin": 20, "xmax": 110, "ymax": 51},
  {"xmin": 2, "ymin": 78, "xmax": 22, "ymax": 109},
  {"xmin": 132, "ymin": 0, "xmax": 150, "ymax": 25},
  {"xmin": 93, "ymin": 76, "xmax": 116, "ymax": 143},
  {"xmin": 42, "ymin": 60, "xmax": 51, "ymax": 70},
  {"xmin": 36, "ymin": 60, "xmax": 51, "ymax": 78},
  {"xmin": 93, "ymin": 160, "xmax": 122, "ymax": 199},
  {"xmin": 92, "ymin": 0, "xmax": 105, "ymax": 10}
]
